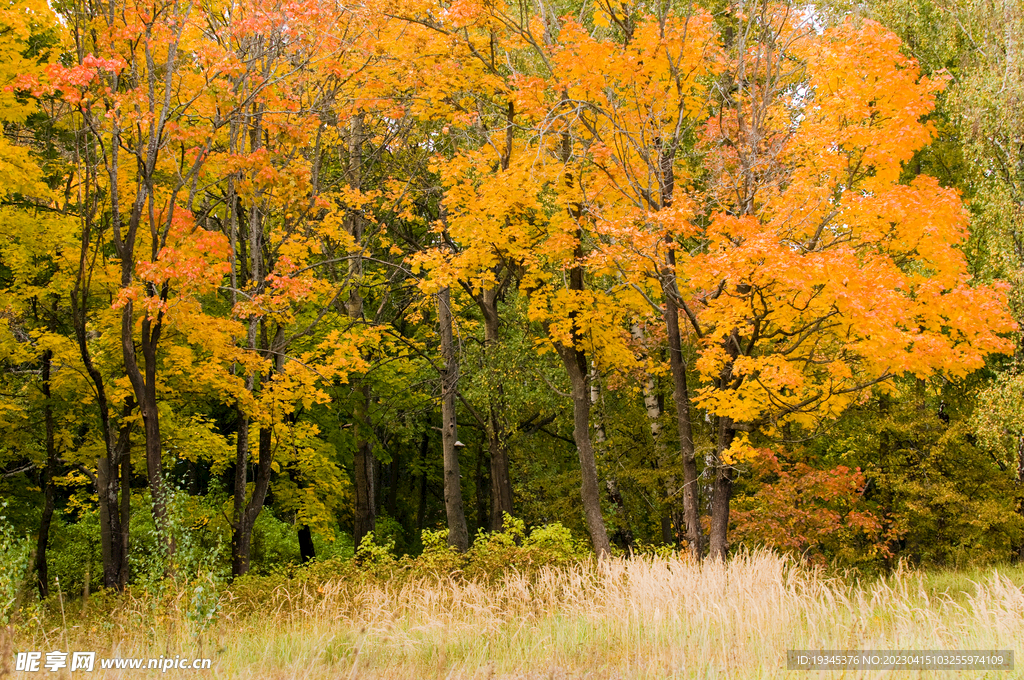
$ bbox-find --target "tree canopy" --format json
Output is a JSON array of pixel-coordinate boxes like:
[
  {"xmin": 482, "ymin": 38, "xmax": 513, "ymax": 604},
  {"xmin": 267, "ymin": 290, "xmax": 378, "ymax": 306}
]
[{"xmin": 0, "ymin": 0, "xmax": 1021, "ymax": 591}]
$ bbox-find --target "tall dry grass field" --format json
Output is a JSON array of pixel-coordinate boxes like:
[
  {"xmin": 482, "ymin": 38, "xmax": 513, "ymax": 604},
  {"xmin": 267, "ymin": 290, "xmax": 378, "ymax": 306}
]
[{"xmin": 8, "ymin": 551, "xmax": 1023, "ymax": 678}]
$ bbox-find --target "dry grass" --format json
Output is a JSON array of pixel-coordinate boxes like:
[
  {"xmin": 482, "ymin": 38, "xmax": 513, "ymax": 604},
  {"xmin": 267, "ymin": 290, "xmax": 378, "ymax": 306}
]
[{"xmin": 9, "ymin": 551, "xmax": 1024, "ymax": 678}]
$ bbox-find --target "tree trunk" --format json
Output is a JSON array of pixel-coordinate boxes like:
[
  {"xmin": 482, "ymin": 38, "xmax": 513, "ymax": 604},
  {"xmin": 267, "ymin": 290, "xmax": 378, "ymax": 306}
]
[
  {"xmin": 487, "ymin": 414, "xmax": 512, "ymax": 530},
  {"xmin": 298, "ymin": 525, "xmax": 315, "ymax": 563},
  {"xmin": 417, "ymin": 430, "xmax": 429, "ymax": 531},
  {"xmin": 125, "ymin": 305, "xmax": 171, "ymax": 561},
  {"xmin": 352, "ymin": 383, "xmax": 376, "ymax": 549},
  {"xmin": 385, "ymin": 450, "xmax": 399, "ymax": 519},
  {"xmin": 481, "ymin": 290, "xmax": 514, "ymax": 530},
  {"xmin": 605, "ymin": 478, "xmax": 635, "ymax": 554},
  {"xmin": 476, "ymin": 103, "xmax": 516, "ymax": 530},
  {"xmin": 661, "ymin": 514, "xmax": 674, "ymax": 544},
  {"xmin": 708, "ymin": 325, "xmax": 741, "ymax": 562},
  {"xmin": 232, "ymin": 426, "xmax": 274, "ymax": 576},
  {"xmin": 34, "ymin": 350, "xmax": 57, "ymax": 599},
  {"xmin": 98, "ymin": 458, "xmax": 110, "ymax": 584},
  {"xmin": 231, "ymin": 408, "xmax": 251, "ymax": 574},
  {"xmin": 637, "ymin": 337, "xmax": 687, "ymax": 549},
  {"xmin": 345, "ymin": 112, "xmax": 377, "ymax": 549},
  {"xmin": 475, "ymin": 444, "xmax": 490, "ymax": 532},
  {"xmin": 552, "ymin": 139, "xmax": 611, "ymax": 556},
  {"xmin": 557, "ymin": 344, "xmax": 612, "ymax": 557},
  {"xmin": 590, "ymin": 366, "xmax": 606, "ymax": 445},
  {"xmin": 708, "ymin": 418, "xmax": 735, "ymax": 561},
  {"xmin": 591, "ymin": 367, "xmax": 631, "ymax": 553},
  {"xmin": 71, "ymin": 203, "xmax": 128, "ymax": 590},
  {"xmin": 655, "ymin": 125, "xmax": 704, "ymax": 557},
  {"xmin": 438, "ymin": 286, "xmax": 469, "ymax": 551},
  {"xmin": 661, "ymin": 265, "xmax": 703, "ymax": 559},
  {"xmin": 118, "ymin": 428, "xmax": 130, "ymax": 589},
  {"xmin": 373, "ymin": 456, "xmax": 384, "ymax": 521},
  {"xmin": 1016, "ymin": 435, "xmax": 1024, "ymax": 562},
  {"xmin": 232, "ymin": 329, "xmax": 285, "ymax": 577}
]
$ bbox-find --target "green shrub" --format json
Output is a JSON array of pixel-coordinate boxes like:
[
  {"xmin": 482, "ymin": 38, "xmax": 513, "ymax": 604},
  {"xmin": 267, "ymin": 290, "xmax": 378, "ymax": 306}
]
[
  {"xmin": 398, "ymin": 515, "xmax": 589, "ymax": 580},
  {"xmin": 462, "ymin": 515, "xmax": 588, "ymax": 579},
  {"xmin": 413, "ymin": 528, "xmax": 464, "ymax": 574},
  {"xmin": 311, "ymin": 527, "xmax": 355, "ymax": 562},
  {"xmin": 249, "ymin": 511, "xmax": 300, "ymax": 575},
  {"xmin": 354, "ymin": 531, "xmax": 396, "ymax": 574},
  {"xmin": 372, "ymin": 513, "xmax": 408, "ymax": 556},
  {"xmin": 44, "ymin": 510, "xmax": 101, "ymax": 597},
  {"xmin": 0, "ymin": 503, "xmax": 31, "ymax": 625}
]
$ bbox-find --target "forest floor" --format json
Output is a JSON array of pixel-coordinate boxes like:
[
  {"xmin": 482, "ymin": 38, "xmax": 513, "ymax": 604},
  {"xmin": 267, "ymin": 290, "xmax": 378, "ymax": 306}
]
[{"xmin": 6, "ymin": 551, "xmax": 1024, "ymax": 679}]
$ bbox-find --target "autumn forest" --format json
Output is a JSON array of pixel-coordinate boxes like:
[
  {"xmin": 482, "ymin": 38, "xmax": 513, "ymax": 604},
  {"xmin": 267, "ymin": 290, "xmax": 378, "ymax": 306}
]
[{"xmin": 4, "ymin": 0, "xmax": 1024, "ymax": 668}]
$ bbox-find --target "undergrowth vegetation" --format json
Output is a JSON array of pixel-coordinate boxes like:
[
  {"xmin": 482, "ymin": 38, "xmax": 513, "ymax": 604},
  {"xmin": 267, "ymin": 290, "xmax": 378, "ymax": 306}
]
[{"xmin": 6, "ymin": 528, "xmax": 1024, "ymax": 679}]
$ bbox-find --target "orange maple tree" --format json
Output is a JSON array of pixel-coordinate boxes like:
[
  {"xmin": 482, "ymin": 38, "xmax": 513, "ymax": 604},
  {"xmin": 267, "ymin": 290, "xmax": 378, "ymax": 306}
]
[
  {"xmin": 679, "ymin": 10, "xmax": 1015, "ymax": 558},
  {"xmin": 400, "ymin": 0, "xmax": 1015, "ymax": 558},
  {"xmin": 20, "ymin": 0, "xmax": 382, "ymax": 575}
]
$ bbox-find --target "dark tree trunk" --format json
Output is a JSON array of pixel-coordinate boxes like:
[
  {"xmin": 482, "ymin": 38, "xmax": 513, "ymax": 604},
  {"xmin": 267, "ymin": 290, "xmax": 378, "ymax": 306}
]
[
  {"xmin": 551, "ymin": 139, "xmax": 611, "ymax": 556},
  {"xmin": 385, "ymin": 450, "xmax": 399, "ymax": 519},
  {"xmin": 417, "ymin": 430, "xmax": 429, "ymax": 532},
  {"xmin": 1016, "ymin": 436, "xmax": 1024, "ymax": 562},
  {"xmin": 709, "ymin": 418, "xmax": 735, "ymax": 561},
  {"xmin": 592, "ymin": 368, "xmax": 629, "ymax": 553},
  {"xmin": 373, "ymin": 456, "xmax": 383, "ymax": 520},
  {"xmin": 186, "ymin": 459, "xmax": 200, "ymax": 496},
  {"xmin": 70, "ymin": 201, "xmax": 129, "ymax": 590},
  {"xmin": 232, "ymin": 427, "xmax": 274, "ymax": 576},
  {"xmin": 298, "ymin": 525, "xmax": 315, "ymax": 563},
  {"xmin": 605, "ymin": 478, "xmax": 635, "ymax": 555},
  {"xmin": 661, "ymin": 261, "xmax": 703, "ymax": 559},
  {"xmin": 476, "ymin": 444, "xmax": 490, "ymax": 533},
  {"xmin": 35, "ymin": 350, "xmax": 57, "ymax": 599},
  {"xmin": 481, "ymin": 290, "xmax": 514, "ymax": 529},
  {"xmin": 124, "ymin": 305, "xmax": 171, "ymax": 560},
  {"xmin": 708, "ymin": 326, "xmax": 741, "ymax": 562},
  {"xmin": 352, "ymin": 383, "xmax": 376, "ymax": 549},
  {"xmin": 661, "ymin": 513, "xmax": 674, "ymax": 545},
  {"xmin": 344, "ymin": 112, "xmax": 376, "ymax": 550},
  {"xmin": 232, "ymin": 333, "xmax": 285, "ymax": 577},
  {"xmin": 104, "ymin": 8, "xmax": 172, "ymax": 570},
  {"xmin": 98, "ymin": 457, "xmax": 111, "ymax": 585},
  {"xmin": 438, "ymin": 286, "xmax": 469, "ymax": 551},
  {"xmin": 487, "ymin": 416, "xmax": 512, "ymax": 530},
  {"xmin": 474, "ymin": 103, "xmax": 516, "ymax": 530},
  {"xmin": 557, "ymin": 344, "xmax": 612, "ymax": 557},
  {"xmin": 232, "ymin": 408, "xmax": 251, "ymax": 573},
  {"xmin": 636, "ymin": 329, "xmax": 686, "ymax": 550},
  {"xmin": 655, "ymin": 129, "xmax": 705, "ymax": 558},
  {"xmin": 116, "ymin": 128, "xmax": 174, "ymax": 560},
  {"xmin": 118, "ymin": 427, "xmax": 130, "ymax": 589}
]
